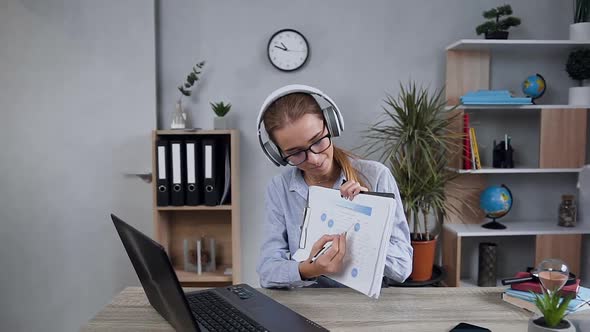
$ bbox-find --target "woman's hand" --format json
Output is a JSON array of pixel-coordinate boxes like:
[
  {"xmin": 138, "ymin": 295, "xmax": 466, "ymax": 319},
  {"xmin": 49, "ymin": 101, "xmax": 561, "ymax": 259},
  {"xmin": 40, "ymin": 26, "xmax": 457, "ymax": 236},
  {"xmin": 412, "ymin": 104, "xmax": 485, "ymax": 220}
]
[
  {"xmin": 298, "ymin": 234, "xmax": 347, "ymax": 279},
  {"xmin": 340, "ymin": 180, "xmax": 368, "ymax": 200}
]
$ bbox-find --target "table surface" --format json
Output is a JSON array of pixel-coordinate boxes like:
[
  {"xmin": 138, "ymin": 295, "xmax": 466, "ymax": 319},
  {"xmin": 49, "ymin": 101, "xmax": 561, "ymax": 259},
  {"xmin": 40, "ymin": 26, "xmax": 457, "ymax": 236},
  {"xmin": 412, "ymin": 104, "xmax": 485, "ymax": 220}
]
[{"xmin": 81, "ymin": 286, "xmax": 590, "ymax": 332}]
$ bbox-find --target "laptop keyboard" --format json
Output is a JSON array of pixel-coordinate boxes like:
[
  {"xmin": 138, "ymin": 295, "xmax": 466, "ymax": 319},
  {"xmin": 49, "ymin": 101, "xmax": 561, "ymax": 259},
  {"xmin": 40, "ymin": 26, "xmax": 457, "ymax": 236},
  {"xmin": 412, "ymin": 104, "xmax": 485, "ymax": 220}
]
[{"xmin": 188, "ymin": 291, "xmax": 269, "ymax": 332}]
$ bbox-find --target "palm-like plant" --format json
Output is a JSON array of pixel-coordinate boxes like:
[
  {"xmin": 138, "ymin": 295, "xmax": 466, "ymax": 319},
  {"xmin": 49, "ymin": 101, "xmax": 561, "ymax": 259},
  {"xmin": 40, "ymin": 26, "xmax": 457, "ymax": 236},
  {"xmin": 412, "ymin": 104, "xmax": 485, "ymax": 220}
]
[
  {"xmin": 532, "ymin": 291, "xmax": 573, "ymax": 328},
  {"xmin": 362, "ymin": 82, "xmax": 464, "ymax": 241},
  {"xmin": 575, "ymin": 0, "xmax": 590, "ymax": 23}
]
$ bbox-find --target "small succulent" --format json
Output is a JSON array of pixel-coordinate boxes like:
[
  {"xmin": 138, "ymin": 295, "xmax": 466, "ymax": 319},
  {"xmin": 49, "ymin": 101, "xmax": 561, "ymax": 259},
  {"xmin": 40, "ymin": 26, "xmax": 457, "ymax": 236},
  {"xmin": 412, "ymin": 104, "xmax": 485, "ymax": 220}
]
[
  {"xmin": 566, "ymin": 48, "xmax": 590, "ymax": 86},
  {"xmin": 178, "ymin": 61, "xmax": 205, "ymax": 97},
  {"xmin": 210, "ymin": 101, "xmax": 232, "ymax": 117},
  {"xmin": 531, "ymin": 291, "xmax": 573, "ymax": 328}
]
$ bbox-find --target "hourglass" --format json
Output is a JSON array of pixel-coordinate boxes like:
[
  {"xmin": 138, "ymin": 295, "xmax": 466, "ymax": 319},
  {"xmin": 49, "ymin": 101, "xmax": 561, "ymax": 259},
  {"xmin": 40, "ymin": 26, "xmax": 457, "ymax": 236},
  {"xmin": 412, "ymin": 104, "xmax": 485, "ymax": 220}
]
[{"xmin": 535, "ymin": 258, "xmax": 570, "ymax": 295}]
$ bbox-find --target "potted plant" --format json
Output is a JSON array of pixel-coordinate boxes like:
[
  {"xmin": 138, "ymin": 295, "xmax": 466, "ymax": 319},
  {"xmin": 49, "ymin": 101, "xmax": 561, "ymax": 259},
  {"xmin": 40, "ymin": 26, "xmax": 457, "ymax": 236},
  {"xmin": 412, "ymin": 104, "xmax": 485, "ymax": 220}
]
[
  {"xmin": 570, "ymin": 0, "xmax": 590, "ymax": 40},
  {"xmin": 528, "ymin": 291, "xmax": 575, "ymax": 332},
  {"xmin": 210, "ymin": 101, "xmax": 232, "ymax": 129},
  {"xmin": 362, "ymin": 82, "xmax": 464, "ymax": 281},
  {"xmin": 172, "ymin": 61, "xmax": 205, "ymax": 129},
  {"xmin": 566, "ymin": 48, "xmax": 590, "ymax": 105},
  {"xmin": 476, "ymin": 4, "xmax": 521, "ymax": 39}
]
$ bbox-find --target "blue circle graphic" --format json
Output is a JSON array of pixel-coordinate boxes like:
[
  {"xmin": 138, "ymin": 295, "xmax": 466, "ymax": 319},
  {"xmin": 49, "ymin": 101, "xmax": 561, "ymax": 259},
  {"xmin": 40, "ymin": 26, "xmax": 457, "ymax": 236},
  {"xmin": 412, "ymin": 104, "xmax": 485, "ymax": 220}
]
[
  {"xmin": 328, "ymin": 219, "xmax": 334, "ymax": 228},
  {"xmin": 354, "ymin": 223, "xmax": 360, "ymax": 232},
  {"xmin": 321, "ymin": 213, "xmax": 327, "ymax": 221},
  {"xmin": 351, "ymin": 268, "xmax": 358, "ymax": 278}
]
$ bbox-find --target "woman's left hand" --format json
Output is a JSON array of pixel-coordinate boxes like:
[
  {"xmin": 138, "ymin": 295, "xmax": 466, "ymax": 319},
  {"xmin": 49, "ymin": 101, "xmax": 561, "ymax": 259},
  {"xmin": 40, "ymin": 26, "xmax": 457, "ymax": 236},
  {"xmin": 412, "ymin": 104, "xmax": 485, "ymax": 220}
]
[{"xmin": 340, "ymin": 180, "xmax": 368, "ymax": 201}]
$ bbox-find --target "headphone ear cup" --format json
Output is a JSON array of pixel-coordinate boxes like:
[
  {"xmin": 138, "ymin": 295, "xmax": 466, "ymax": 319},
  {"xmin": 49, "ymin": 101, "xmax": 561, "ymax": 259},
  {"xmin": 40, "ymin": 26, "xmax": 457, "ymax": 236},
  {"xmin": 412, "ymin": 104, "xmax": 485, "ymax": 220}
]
[
  {"xmin": 263, "ymin": 141, "xmax": 287, "ymax": 166},
  {"xmin": 323, "ymin": 106, "xmax": 342, "ymax": 137}
]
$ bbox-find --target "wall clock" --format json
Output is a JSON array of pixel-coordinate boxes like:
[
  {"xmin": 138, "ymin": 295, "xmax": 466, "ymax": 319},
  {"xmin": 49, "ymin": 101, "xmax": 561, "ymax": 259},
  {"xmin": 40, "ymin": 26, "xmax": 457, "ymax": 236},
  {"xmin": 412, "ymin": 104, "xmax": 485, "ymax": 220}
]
[{"xmin": 267, "ymin": 29, "xmax": 309, "ymax": 72}]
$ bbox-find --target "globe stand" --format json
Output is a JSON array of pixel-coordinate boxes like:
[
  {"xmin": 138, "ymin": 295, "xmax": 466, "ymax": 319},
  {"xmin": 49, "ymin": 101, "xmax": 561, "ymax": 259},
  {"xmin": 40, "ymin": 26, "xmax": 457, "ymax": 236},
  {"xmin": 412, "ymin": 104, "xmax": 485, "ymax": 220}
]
[{"xmin": 481, "ymin": 218, "xmax": 507, "ymax": 229}]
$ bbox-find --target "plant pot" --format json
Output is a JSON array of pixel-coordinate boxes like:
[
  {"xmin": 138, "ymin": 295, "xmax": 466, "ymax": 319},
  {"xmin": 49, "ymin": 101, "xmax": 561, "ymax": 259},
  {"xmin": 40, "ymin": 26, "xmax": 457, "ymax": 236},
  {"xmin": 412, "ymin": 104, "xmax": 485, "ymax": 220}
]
[
  {"xmin": 570, "ymin": 23, "xmax": 590, "ymax": 41},
  {"xmin": 214, "ymin": 116, "xmax": 229, "ymax": 130},
  {"xmin": 528, "ymin": 317, "xmax": 576, "ymax": 332},
  {"xmin": 485, "ymin": 31, "xmax": 509, "ymax": 39},
  {"xmin": 568, "ymin": 86, "xmax": 590, "ymax": 106},
  {"xmin": 409, "ymin": 237, "xmax": 437, "ymax": 281}
]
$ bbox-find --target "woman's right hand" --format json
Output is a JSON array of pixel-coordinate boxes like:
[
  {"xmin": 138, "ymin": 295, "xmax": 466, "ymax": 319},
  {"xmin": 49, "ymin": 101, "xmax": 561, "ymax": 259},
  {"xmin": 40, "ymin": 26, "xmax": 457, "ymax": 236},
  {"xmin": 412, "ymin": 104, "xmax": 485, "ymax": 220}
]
[{"xmin": 298, "ymin": 234, "xmax": 346, "ymax": 280}]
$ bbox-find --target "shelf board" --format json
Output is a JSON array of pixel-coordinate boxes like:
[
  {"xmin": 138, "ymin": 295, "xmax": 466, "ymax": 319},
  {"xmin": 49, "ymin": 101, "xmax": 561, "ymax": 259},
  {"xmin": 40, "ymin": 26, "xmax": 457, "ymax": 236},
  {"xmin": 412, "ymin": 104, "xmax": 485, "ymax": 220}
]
[
  {"xmin": 454, "ymin": 167, "xmax": 582, "ymax": 174},
  {"xmin": 446, "ymin": 39, "xmax": 590, "ymax": 51},
  {"xmin": 459, "ymin": 278, "xmax": 508, "ymax": 288},
  {"xmin": 157, "ymin": 205, "xmax": 233, "ymax": 211},
  {"xmin": 444, "ymin": 221, "xmax": 590, "ymax": 237},
  {"xmin": 156, "ymin": 129, "xmax": 235, "ymax": 135},
  {"xmin": 446, "ymin": 104, "xmax": 590, "ymax": 110},
  {"xmin": 175, "ymin": 266, "xmax": 233, "ymax": 283}
]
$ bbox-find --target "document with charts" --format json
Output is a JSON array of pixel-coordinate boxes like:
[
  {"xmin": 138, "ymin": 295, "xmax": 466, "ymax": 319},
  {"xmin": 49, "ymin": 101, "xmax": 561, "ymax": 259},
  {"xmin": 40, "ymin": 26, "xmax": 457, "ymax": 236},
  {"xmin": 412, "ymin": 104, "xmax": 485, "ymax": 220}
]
[{"xmin": 292, "ymin": 186, "xmax": 396, "ymax": 299}]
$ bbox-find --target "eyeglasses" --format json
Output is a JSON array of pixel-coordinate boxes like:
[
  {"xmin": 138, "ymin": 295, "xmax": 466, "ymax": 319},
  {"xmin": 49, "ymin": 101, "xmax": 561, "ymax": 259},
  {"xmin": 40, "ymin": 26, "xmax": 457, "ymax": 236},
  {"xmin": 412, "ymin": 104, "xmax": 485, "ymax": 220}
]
[{"xmin": 282, "ymin": 133, "xmax": 332, "ymax": 166}]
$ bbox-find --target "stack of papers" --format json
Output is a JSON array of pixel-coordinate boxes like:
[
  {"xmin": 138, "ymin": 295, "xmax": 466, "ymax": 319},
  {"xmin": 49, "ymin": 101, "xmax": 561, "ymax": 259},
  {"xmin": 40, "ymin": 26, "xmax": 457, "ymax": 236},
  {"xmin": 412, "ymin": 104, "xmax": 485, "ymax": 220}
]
[
  {"xmin": 292, "ymin": 186, "xmax": 396, "ymax": 299},
  {"xmin": 460, "ymin": 90, "xmax": 532, "ymax": 105},
  {"xmin": 502, "ymin": 286, "xmax": 590, "ymax": 314}
]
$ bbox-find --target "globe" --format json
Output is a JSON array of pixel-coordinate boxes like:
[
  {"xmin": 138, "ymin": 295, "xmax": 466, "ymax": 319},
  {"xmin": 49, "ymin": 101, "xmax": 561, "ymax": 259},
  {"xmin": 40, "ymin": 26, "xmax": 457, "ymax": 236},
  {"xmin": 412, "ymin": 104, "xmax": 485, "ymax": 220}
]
[
  {"xmin": 479, "ymin": 184, "xmax": 513, "ymax": 229},
  {"xmin": 522, "ymin": 73, "xmax": 546, "ymax": 100}
]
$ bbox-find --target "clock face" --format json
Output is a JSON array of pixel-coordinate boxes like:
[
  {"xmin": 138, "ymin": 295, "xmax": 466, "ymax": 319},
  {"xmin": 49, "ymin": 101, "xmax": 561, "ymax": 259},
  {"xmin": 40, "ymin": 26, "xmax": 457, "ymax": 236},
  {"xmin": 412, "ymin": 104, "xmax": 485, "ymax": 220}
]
[{"xmin": 267, "ymin": 29, "xmax": 309, "ymax": 72}]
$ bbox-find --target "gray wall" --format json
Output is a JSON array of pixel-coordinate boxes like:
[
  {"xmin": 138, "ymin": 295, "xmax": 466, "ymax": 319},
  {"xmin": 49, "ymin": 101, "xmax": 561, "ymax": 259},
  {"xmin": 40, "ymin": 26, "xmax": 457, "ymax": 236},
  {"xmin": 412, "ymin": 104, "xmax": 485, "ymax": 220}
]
[
  {"xmin": 157, "ymin": 0, "xmax": 581, "ymax": 287},
  {"xmin": 0, "ymin": 1, "xmax": 156, "ymax": 331}
]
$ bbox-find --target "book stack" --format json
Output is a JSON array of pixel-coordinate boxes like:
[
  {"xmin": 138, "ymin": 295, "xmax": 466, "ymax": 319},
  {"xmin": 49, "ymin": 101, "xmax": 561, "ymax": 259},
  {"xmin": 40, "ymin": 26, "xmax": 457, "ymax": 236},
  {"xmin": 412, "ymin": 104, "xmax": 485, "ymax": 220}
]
[
  {"xmin": 463, "ymin": 113, "xmax": 482, "ymax": 170},
  {"xmin": 460, "ymin": 90, "xmax": 532, "ymax": 105}
]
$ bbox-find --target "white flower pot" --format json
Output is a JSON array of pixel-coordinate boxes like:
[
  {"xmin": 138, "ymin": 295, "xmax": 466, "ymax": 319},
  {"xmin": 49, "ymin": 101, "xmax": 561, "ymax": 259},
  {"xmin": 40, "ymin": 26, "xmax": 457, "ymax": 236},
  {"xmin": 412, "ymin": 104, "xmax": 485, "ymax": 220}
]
[
  {"xmin": 214, "ymin": 116, "xmax": 229, "ymax": 130},
  {"xmin": 570, "ymin": 23, "xmax": 590, "ymax": 41},
  {"xmin": 528, "ymin": 317, "xmax": 576, "ymax": 332},
  {"xmin": 569, "ymin": 86, "xmax": 590, "ymax": 106}
]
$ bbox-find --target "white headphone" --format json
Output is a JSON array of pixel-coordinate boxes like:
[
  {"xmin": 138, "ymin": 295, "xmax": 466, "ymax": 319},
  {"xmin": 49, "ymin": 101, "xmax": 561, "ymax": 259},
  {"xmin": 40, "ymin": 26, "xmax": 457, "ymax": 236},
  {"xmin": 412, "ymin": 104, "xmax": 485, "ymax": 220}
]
[{"xmin": 257, "ymin": 84, "xmax": 345, "ymax": 166}]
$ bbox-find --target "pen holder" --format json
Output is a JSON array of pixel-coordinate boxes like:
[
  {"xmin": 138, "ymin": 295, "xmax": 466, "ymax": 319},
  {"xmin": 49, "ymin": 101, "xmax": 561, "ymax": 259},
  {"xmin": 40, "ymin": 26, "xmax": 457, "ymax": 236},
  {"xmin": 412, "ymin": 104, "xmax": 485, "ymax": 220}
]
[
  {"xmin": 492, "ymin": 140, "xmax": 514, "ymax": 168},
  {"xmin": 477, "ymin": 242, "xmax": 498, "ymax": 287}
]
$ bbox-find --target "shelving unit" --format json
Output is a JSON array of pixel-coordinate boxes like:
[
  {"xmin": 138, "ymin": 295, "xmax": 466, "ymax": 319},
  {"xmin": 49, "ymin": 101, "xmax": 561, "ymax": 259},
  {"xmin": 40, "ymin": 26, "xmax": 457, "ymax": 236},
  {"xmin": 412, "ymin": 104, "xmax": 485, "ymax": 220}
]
[
  {"xmin": 152, "ymin": 129, "xmax": 240, "ymax": 286},
  {"xmin": 442, "ymin": 39, "xmax": 589, "ymax": 287}
]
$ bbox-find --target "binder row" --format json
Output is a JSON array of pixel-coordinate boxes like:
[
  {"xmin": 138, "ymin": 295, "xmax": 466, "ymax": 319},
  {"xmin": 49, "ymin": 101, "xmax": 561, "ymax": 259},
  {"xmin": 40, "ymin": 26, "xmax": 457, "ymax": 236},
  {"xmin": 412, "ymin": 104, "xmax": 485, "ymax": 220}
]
[{"xmin": 156, "ymin": 136, "xmax": 231, "ymax": 207}]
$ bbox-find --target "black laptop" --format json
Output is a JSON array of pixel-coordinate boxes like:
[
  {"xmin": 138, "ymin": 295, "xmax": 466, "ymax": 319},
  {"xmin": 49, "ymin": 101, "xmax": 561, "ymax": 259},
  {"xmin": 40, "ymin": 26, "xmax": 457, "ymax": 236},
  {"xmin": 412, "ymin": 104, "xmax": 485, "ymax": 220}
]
[{"xmin": 111, "ymin": 214, "xmax": 328, "ymax": 332}]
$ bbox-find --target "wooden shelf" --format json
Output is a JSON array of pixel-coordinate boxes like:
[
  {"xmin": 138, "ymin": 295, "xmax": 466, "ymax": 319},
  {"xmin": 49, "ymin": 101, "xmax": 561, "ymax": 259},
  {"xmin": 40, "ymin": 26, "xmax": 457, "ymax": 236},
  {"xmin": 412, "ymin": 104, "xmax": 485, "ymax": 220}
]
[
  {"xmin": 156, "ymin": 129, "xmax": 235, "ymax": 135},
  {"xmin": 446, "ymin": 105, "xmax": 590, "ymax": 110},
  {"xmin": 446, "ymin": 39, "xmax": 590, "ymax": 51},
  {"xmin": 175, "ymin": 266, "xmax": 233, "ymax": 283},
  {"xmin": 157, "ymin": 205, "xmax": 233, "ymax": 211},
  {"xmin": 444, "ymin": 221, "xmax": 590, "ymax": 237},
  {"xmin": 453, "ymin": 167, "xmax": 582, "ymax": 174}
]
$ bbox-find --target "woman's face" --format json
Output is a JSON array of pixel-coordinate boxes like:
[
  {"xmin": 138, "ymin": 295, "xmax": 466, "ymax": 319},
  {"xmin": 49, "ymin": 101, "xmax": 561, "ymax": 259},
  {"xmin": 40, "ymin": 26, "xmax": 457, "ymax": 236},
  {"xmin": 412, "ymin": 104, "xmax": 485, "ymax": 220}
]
[{"xmin": 272, "ymin": 113, "xmax": 334, "ymax": 178}]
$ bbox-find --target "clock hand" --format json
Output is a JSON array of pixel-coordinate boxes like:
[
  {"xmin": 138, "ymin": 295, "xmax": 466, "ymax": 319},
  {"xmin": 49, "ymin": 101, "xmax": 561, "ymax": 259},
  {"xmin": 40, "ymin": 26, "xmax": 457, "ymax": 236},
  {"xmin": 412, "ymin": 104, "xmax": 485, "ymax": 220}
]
[
  {"xmin": 274, "ymin": 45, "xmax": 287, "ymax": 51},
  {"xmin": 281, "ymin": 42, "xmax": 288, "ymax": 50}
]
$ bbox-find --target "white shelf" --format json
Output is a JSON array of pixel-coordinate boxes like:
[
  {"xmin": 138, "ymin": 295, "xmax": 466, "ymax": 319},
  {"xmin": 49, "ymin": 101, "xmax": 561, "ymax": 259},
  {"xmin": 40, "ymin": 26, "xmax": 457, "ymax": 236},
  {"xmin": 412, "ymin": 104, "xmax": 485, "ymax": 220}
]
[
  {"xmin": 454, "ymin": 167, "xmax": 582, "ymax": 174},
  {"xmin": 446, "ymin": 105, "xmax": 590, "ymax": 110},
  {"xmin": 446, "ymin": 39, "xmax": 590, "ymax": 51},
  {"xmin": 444, "ymin": 221, "xmax": 590, "ymax": 237}
]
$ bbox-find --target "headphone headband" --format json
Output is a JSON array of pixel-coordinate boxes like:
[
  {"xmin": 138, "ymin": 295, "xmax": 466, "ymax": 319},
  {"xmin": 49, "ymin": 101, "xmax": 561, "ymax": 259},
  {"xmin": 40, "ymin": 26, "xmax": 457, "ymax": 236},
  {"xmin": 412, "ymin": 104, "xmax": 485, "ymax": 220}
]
[{"xmin": 256, "ymin": 84, "xmax": 344, "ymax": 166}]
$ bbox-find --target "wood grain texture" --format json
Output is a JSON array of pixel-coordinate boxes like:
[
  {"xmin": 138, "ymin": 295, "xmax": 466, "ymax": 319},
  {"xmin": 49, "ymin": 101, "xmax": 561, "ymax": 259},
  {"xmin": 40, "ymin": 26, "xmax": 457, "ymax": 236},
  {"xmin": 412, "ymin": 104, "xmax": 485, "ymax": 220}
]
[
  {"xmin": 539, "ymin": 108, "xmax": 587, "ymax": 168},
  {"xmin": 442, "ymin": 226, "xmax": 460, "ymax": 287},
  {"xmin": 80, "ymin": 287, "xmax": 590, "ymax": 332},
  {"xmin": 445, "ymin": 50, "xmax": 490, "ymax": 105},
  {"xmin": 535, "ymin": 234, "xmax": 582, "ymax": 276}
]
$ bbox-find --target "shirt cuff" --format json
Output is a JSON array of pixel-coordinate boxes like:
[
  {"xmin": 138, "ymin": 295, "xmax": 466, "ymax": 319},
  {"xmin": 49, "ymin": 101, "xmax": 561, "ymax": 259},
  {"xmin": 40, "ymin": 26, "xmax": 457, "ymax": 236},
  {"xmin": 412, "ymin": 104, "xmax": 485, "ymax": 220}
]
[{"xmin": 288, "ymin": 259, "xmax": 317, "ymax": 288}]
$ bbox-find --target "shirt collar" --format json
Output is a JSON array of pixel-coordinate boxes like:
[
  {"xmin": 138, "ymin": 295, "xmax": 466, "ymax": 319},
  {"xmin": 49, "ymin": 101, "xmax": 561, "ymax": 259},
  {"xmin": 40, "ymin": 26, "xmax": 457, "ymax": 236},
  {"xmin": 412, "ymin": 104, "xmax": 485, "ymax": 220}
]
[{"xmin": 288, "ymin": 167, "xmax": 347, "ymax": 200}]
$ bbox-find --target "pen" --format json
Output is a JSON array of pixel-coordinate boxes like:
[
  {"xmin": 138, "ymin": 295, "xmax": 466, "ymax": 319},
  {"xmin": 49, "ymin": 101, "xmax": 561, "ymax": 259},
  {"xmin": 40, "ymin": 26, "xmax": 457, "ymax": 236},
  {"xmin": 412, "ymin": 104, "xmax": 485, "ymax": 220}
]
[{"xmin": 311, "ymin": 223, "xmax": 354, "ymax": 263}]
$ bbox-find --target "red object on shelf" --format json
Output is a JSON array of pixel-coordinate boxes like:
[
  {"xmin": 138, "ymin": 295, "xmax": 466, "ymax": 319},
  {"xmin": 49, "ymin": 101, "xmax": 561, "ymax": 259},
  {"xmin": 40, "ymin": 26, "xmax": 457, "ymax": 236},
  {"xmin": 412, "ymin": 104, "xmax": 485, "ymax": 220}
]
[
  {"xmin": 510, "ymin": 272, "xmax": 580, "ymax": 297},
  {"xmin": 463, "ymin": 113, "xmax": 472, "ymax": 169}
]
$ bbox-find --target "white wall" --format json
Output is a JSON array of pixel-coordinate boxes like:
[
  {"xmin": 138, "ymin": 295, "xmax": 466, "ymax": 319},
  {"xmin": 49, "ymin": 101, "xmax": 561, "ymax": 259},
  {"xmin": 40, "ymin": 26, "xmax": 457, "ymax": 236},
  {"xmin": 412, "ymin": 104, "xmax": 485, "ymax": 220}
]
[
  {"xmin": 0, "ymin": 1, "xmax": 156, "ymax": 331},
  {"xmin": 157, "ymin": 0, "xmax": 579, "ymax": 286}
]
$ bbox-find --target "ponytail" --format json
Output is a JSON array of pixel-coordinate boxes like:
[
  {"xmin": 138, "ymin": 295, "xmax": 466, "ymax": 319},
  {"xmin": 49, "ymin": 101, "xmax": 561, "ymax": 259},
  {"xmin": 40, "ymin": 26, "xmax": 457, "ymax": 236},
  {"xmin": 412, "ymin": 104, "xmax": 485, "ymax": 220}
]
[{"xmin": 333, "ymin": 146, "xmax": 370, "ymax": 190}]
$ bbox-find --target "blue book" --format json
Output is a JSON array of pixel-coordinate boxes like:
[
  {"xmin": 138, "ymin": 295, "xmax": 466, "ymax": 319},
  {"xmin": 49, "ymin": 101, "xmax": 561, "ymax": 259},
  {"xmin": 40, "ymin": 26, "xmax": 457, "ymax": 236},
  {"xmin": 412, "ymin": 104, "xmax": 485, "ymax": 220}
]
[{"xmin": 505, "ymin": 286, "xmax": 590, "ymax": 313}]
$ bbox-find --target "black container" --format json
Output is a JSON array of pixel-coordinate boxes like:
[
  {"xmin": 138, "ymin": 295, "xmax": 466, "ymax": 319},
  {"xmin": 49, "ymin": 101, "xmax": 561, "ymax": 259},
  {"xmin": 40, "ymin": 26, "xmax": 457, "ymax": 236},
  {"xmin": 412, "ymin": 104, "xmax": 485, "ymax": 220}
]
[
  {"xmin": 492, "ymin": 140, "xmax": 514, "ymax": 168},
  {"xmin": 478, "ymin": 242, "xmax": 498, "ymax": 287},
  {"xmin": 485, "ymin": 31, "xmax": 509, "ymax": 39}
]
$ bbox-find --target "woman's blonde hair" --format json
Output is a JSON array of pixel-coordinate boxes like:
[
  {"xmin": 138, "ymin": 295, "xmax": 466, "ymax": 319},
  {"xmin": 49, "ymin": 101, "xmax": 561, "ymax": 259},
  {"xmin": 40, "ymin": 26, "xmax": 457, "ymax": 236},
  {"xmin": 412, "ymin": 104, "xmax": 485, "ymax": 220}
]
[{"xmin": 263, "ymin": 93, "xmax": 369, "ymax": 189}]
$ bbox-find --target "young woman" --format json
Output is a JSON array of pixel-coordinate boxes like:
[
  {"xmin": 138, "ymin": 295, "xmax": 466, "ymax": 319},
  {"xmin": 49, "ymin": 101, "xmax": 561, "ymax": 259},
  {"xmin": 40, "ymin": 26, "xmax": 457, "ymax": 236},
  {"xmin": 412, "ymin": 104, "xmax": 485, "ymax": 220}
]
[{"xmin": 256, "ymin": 88, "xmax": 412, "ymax": 288}]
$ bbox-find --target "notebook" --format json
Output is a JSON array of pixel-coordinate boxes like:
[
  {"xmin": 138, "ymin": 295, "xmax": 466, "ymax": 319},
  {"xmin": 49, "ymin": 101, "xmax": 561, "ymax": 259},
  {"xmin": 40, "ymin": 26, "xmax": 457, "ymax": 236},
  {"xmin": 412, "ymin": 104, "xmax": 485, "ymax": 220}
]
[{"xmin": 292, "ymin": 186, "xmax": 396, "ymax": 299}]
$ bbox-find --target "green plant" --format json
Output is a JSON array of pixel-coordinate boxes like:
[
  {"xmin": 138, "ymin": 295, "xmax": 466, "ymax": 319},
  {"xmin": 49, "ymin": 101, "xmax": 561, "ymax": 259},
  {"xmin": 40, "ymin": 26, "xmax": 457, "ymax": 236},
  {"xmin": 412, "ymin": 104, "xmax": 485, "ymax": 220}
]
[
  {"xmin": 532, "ymin": 291, "xmax": 573, "ymax": 328},
  {"xmin": 361, "ymin": 82, "xmax": 465, "ymax": 241},
  {"xmin": 566, "ymin": 48, "xmax": 590, "ymax": 86},
  {"xmin": 574, "ymin": 0, "xmax": 590, "ymax": 23},
  {"xmin": 178, "ymin": 61, "xmax": 205, "ymax": 97},
  {"xmin": 476, "ymin": 4, "xmax": 521, "ymax": 36},
  {"xmin": 210, "ymin": 101, "xmax": 232, "ymax": 117}
]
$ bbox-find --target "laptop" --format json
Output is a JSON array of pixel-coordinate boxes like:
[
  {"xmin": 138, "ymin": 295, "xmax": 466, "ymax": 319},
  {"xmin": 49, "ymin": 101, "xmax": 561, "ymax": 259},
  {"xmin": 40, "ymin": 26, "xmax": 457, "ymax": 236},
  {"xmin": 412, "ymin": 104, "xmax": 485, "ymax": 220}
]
[{"xmin": 111, "ymin": 214, "xmax": 328, "ymax": 332}]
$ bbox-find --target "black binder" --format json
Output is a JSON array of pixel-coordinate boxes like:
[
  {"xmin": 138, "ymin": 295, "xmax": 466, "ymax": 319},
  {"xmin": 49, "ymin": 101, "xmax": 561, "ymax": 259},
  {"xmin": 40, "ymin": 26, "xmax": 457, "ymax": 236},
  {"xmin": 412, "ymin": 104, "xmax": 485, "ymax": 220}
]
[
  {"xmin": 202, "ymin": 138, "xmax": 219, "ymax": 206},
  {"xmin": 185, "ymin": 140, "xmax": 202, "ymax": 205},
  {"xmin": 156, "ymin": 139, "xmax": 170, "ymax": 206},
  {"xmin": 170, "ymin": 140, "xmax": 186, "ymax": 206}
]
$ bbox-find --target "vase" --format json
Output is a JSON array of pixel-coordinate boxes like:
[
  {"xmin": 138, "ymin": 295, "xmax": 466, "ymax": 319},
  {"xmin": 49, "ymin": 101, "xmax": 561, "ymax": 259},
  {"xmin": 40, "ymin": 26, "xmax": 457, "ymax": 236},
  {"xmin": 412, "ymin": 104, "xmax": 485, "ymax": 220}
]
[
  {"xmin": 410, "ymin": 237, "xmax": 437, "ymax": 281},
  {"xmin": 570, "ymin": 23, "xmax": 590, "ymax": 41},
  {"xmin": 568, "ymin": 86, "xmax": 590, "ymax": 106},
  {"xmin": 171, "ymin": 99, "xmax": 187, "ymax": 129},
  {"xmin": 477, "ymin": 242, "xmax": 497, "ymax": 286},
  {"xmin": 528, "ymin": 317, "xmax": 576, "ymax": 332},
  {"xmin": 214, "ymin": 116, "xmax": 228, "ymax": 130}
]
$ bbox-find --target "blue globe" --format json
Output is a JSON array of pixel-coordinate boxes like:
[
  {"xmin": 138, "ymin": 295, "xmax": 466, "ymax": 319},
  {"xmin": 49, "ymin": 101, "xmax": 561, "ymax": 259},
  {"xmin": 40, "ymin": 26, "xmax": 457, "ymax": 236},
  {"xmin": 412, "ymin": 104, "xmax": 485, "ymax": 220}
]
[
  {"xmin": 522, "ymin": 74, "xmax": 546, "ymax": 100},
  {"xmin": 480, "ymin": 185, "xmax": 513, "ymax": 219}
]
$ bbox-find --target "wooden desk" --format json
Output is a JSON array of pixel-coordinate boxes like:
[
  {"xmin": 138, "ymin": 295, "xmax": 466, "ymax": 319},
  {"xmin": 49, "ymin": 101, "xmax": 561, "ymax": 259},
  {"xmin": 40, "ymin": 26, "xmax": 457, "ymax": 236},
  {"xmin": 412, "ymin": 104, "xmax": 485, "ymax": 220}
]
[{"xmin": 81, "ymin": 287, "xmax": 589, "ymax": 332}]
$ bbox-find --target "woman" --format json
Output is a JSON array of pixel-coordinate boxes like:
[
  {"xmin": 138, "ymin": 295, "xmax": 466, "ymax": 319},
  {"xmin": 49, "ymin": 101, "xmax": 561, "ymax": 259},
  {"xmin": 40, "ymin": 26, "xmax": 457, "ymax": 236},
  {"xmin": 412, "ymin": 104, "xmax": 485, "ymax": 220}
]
[{"xmin": 256, "ymin": 89, "xmax": 412, "ymax": 288}]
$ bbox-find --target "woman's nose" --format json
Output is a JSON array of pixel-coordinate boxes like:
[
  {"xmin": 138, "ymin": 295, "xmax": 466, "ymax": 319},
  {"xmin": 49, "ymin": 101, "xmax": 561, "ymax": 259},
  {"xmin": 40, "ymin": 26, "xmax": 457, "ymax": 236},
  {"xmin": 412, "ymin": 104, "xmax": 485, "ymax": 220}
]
[{"xmin": 306, "ymin": 152, "xmax": 321, "ymax": 165}]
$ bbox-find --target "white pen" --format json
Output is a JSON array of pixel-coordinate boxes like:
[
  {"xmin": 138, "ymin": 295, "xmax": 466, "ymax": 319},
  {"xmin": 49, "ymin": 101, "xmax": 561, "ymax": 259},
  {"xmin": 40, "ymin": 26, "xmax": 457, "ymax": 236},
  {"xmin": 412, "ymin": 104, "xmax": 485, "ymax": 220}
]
[{"xmin": 311, "ymin": 223, "xmax": 354, "ymax": 263}]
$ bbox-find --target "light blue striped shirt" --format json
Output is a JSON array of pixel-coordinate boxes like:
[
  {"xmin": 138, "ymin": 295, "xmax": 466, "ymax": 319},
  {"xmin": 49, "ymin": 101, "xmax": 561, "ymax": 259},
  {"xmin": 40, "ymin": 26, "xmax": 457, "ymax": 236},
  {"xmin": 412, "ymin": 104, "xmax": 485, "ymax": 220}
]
[{"xmin": 256, "ymin": 158, "xmax": 413, "ymax": 288}]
